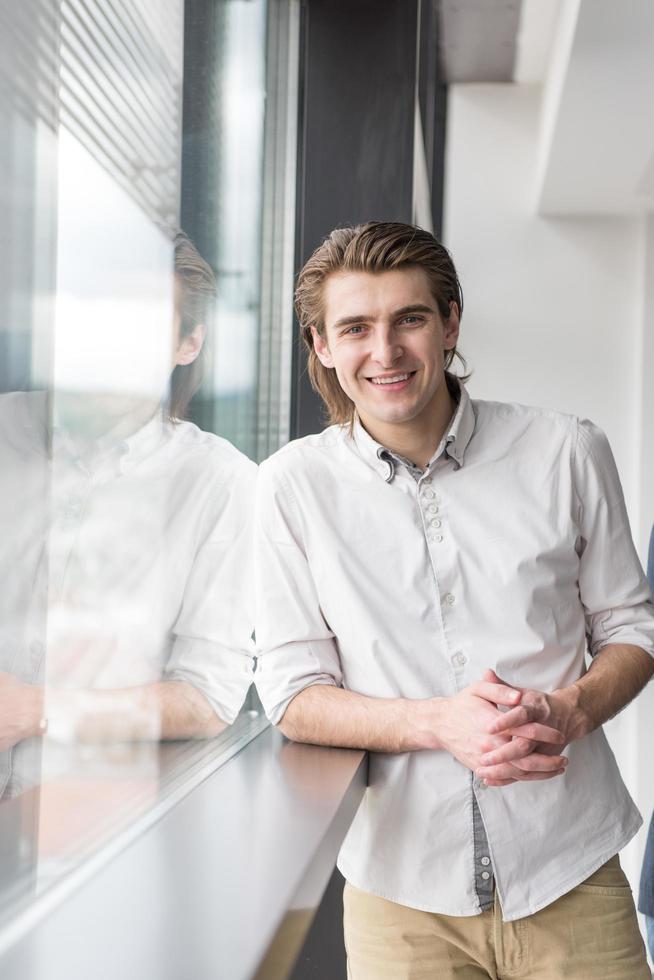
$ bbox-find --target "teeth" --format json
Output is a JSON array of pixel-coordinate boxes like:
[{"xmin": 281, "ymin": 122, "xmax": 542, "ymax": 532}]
[{"xmin": 370, "ymin": 373, "xmax": 410, "ymax": 385}]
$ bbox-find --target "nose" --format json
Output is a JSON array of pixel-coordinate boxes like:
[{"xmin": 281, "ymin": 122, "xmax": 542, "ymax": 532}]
[{"xmin": 370, "ymin": 327, "xmax": 402, "ymax": 368}]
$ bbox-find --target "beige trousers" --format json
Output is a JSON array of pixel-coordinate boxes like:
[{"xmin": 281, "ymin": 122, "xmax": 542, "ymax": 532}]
[{"xmin": 343, "ymin": 856, "xmax": 650, "ymax": 979}]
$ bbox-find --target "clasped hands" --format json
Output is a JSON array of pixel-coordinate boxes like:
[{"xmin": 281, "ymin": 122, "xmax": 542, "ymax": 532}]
[{"xmin": 439, "ymin": 668, "xmax": 587, "ymax": 788}]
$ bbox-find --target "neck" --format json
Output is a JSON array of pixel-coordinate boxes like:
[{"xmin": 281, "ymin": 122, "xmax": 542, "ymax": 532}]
[{"xmin": 359, "ymin": 380, "xmax": 455, "ymax": 469}]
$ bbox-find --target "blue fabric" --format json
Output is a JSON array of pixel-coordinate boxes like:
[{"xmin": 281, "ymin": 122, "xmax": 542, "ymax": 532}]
[
  {"xmin": 646, "ymin": 915, "xmax": 654, "ymax": 966},
  {"xmin": 640, "ymin": 817, "xmax": 654, "ymax": 917},
  {"xmin": 637, "ymin": 527, "xmax": 654, "ymax": 918}
]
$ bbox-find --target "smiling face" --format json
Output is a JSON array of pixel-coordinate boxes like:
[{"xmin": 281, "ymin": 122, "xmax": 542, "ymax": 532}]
[{"xmin": 312, "ymin": 266, "xmax": 459, "ymax": 448}]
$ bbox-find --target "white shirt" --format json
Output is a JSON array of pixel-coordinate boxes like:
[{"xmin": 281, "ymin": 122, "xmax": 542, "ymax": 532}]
[
  {"xmin": 254, "ymin": 381, "xmax": 654, "ymax": 921},
  {"xmin": 0, "ymin": 393, "xmax": 255, "ymax": 793}
]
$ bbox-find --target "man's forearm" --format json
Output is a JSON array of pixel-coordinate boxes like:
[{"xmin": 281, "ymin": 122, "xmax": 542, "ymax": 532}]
[
  {"xmin": 279, "ymin": 684, "xmax": 441, "ymax": 753},
  {"xmin": 46, "ymin": 680, "xmax": 226, "ymax": 742},
  {"xmin": 562, "ymin": 643, "xmax": 654, "ymax": 735},
  {"xmin": 145, "ymin": 681, "xmax": 227, "ymax": 739},
  {"xmin": 280, "ymin": 681, "xmax": 569, "ymax": 786}
]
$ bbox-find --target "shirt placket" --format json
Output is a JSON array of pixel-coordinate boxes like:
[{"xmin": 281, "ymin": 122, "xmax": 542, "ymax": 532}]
[
  {"xmin": 414, "ymin": 463, "xmax": 466, "ymax": 690},
  {"xmin": 414, "ymin": 458, "xmax": 497, "ymax": 913}
]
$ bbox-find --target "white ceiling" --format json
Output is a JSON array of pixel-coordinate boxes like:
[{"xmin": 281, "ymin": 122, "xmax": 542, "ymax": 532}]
[
  {"xmin": 514, "ymin": 0, "xmax": 562, "ymax": 83},
  {"xmin": 438, "ymin": 0, "xmax": 521, "ymax": 83},
  {"xmin": 438, "ymin": 0, "xmax": 563, "ymax": 84},
  {"xmin": 535, "ymin": 0, "xmax": 654, "ymax": 215}
]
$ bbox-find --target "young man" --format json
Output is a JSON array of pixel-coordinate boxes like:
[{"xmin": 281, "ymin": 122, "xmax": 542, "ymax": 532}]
[{"xmin": 254, "ymin": 222, "xmax": 654, "ymax": 978}]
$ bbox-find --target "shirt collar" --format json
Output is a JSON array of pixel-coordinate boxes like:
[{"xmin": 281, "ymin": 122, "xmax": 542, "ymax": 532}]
[
  {"xmin": 442, "ymin": 378, "xmax": 475, "ymax": 469},
  {"xmin": 351, "ymin": 376, "xmax": 475, "ymax": 482}
]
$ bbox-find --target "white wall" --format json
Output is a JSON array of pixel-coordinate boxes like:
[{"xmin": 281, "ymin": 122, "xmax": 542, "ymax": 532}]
[
  {"xmin": 639, "ymin": 217, "xmax": 654, "ymax": 561},
  {"xmin": 443, "ymin": 81, "xmax": 652, "ymax": 909},
  {"xmin": 444, "ymin": 84, "xmax": 643, "ymax": 521},
  {"xmin": 635, "ymin": 216, "xmax": 654, "ymax": 917}
]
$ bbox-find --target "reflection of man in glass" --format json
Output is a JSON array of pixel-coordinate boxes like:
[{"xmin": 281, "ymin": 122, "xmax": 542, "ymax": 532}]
[{"xmin": 0, "ymin": 232, "xmax": 254, "ymax": 797}]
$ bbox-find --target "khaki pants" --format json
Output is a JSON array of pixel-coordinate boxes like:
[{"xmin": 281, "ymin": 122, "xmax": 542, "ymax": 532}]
[{"xmin": 343, "ymin": 856, "xmax": 650, "ymax": 979}]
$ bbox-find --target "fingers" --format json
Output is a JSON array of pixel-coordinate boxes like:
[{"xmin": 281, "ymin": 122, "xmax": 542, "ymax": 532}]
[
  {"xmin": 476, "ymin": 755, "xmax": 567, "ymax": 782},
  {"xmin": 481, "ymin": 668, "xmax": 524, "ymax": 694},
  {"xmin": 486, "ymin": 705, "xmax": 530, "ymax": 733},
  {"xmin": 479, "ymin": 730, "xmax": 565, "ymax": 766},
  {"xmin": 481, "ymin": 769, "xmax": 566, "ymax": 786},
  {"xmin": 478, "ymin": 737, "xmax": 537, "ymax": 766},
  {"xmin": 501, "ymin": 723, "xmax": 565, "ymax": 746},
  {"xmin": 510, "ymin": 753, "xmax": 568, "ymax": 773},
  {"xmin": 470, "ymin": 681, "xmax": 521, "ymax": 708},
  {"xmin": 518, "ymin": 768, "xmax": 567, "ymax": 781}
]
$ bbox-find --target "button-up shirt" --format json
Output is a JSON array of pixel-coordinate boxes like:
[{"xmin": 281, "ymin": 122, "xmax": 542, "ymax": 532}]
[
  {"xmin": 0, "ymin": 392, "xmax": 255, "ymax": 794},
  {"xmin": 382, "ymin": 431, "xmax": 495, "ymax": 911},
  {"xmin": 254, "ymin": 380, "xmax": 654, "ymax": 921}
]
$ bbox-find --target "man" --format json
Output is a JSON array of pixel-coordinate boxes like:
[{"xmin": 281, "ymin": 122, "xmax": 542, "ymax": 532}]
[
  {"xmin": 254, "ymin": 222, "xmax": 654, "ymax": 977},
  {"xmin": 0, "ymin": 231, "xmax": 255, "ymax": 795}
]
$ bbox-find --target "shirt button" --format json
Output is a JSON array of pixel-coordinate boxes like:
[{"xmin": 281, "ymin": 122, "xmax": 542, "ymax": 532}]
[
  {"xmin": 481, "ymin": 871, "xmax": 491, "ymax": 881},
  {"xmin": 434, "ymin": 534, "xmax": 443, "ymax": 543},
  {"xmin": 451, "ymin": 651, "xmax": 466, "ymax": 668},
  {"xmin": 430, "ymin": 518, "xmax": 441, "ymax": 528},
  {"xmin": 423, "ymin": 489, "xmax": 436, "ymax": 499},
  {"xmin": 481, "ymin": 856, "xmax": 491, "ymax": 867},
  {"xmin": 445, "ymin": 593, "xmax": 455, "ymax": 605},
  {"xmin": 428, "ymin": 504, "xmax": 439, "ymax": 513},
  {"xmin": 423, "ymin": 476, "xmax": 432, "ymax": 484}
]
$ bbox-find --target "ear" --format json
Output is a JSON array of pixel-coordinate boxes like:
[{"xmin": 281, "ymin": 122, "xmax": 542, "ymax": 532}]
[
  {"xmin": 311, "ymin": 325, "xmax": 335, "ymax": 369},
  {"xmin": 175, "ymin": 323, "xmax": 206, "ymax": 366},
  {"xmin": 443, "ymin": 302, "xmax": 460, "ymax": 351}
]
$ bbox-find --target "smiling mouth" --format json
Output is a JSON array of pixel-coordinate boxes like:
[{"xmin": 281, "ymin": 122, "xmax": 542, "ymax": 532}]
[{"xmin": 367, "ymin": 371, "xmax": 416, "ymax": 386}]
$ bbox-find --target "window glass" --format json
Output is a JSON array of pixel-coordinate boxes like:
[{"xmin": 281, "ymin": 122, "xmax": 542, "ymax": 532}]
[{"xmin": 0, "ymin": 0, "xmax": 297, "ymax": 928}]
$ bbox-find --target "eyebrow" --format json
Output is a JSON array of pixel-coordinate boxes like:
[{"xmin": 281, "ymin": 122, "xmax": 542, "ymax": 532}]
[{"xmin": 332, "ymin": 304, "xmax": 436, "ymax": 330}]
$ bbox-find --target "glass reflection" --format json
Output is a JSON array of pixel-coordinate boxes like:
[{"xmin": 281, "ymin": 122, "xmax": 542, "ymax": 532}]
[
  {"xmin": 0, "ymin": 220, "xmax": 256, "ymax": 905},
  {"xmin": 0, "ymin": 0, "xmax": 272, "ymax": 929},
  {"xmin": 1, "ymin": 214, "xmax": 255, "ymax": 777}
]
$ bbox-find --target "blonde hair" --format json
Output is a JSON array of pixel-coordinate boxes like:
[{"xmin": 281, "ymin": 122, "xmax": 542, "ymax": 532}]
[{"xmin": 295, "ymin": 221, "xmax": 467, "ymax": 425}]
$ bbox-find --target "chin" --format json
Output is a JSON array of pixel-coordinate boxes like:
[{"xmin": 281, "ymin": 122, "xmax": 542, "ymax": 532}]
[{"xmin": 367, "ymin": 405, "xmax": 417, "ymax": 425}]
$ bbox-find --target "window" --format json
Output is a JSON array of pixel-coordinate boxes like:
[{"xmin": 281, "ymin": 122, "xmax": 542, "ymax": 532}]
[{"xmin": 0, "ymin": 0, "xmax": 298, "ymax": 930}]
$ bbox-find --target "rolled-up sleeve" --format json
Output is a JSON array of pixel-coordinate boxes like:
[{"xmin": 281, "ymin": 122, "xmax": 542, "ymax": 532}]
[
  {"xmin": 254, "ymin": 458, "xmax": 342, "ymax": 725},
  {"xmin": 574, "ymin": 419, "xmax": 654, "ymax": 658},
  {"xmin": 164, "ymin": 457, "xmax": 256, "ymax": 724}
]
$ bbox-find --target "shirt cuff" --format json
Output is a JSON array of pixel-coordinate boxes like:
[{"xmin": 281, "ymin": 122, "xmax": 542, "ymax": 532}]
[
  {"xmin": 164, "ymin": 636, "xmax": 255, "ymax": 725},
  {"xmin": 254, "ymin": 638, "xmax": 343, "ymax": 725}
]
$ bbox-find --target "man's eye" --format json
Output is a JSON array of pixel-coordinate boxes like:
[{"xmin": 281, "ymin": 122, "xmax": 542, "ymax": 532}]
[
  {"xmin": 401, "ymin": 315, "xmax": 423, "ymax": 325},
  {"xmin": 345, "ymin": 325, "xmax": 365, "ymax": 335}
]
